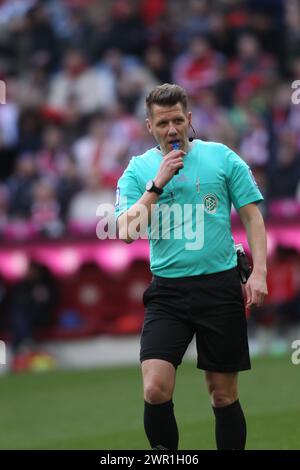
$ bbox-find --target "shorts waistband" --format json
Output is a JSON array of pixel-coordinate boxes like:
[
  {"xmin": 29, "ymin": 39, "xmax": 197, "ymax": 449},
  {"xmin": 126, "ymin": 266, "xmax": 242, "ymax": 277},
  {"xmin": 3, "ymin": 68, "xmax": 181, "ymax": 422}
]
[{"xmin": 153, "ymin": 267, "xmax": 237, "ymax": 284}]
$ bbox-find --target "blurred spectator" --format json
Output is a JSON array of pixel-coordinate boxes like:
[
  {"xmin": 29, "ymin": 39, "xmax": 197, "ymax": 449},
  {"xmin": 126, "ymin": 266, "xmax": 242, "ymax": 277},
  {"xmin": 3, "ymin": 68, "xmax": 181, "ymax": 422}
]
[
  {"xmin": 48, "ymin": 48, "xmax": 115, "ymax": 115},
  {"xmin": 172, "ymin": 34, "xmax": 225, "ymax": 97},
  {"xmin": 0, "ymin": 184, "xmax": 9, "ymax": 237},
  {"xmin": 109, "ymin": 0, "xmax": 147, "ymax": 57},
  {"xmin": 117, "ymin": 61, "xmax": 158, "ymax": 115},
  {"xmin": 109, "ymin": 101, "xmax": 143, "ymax": 163},
  {"xmin": 268, "ymin": 130, "xmax": 300, "ymax": 200},
  {"xmin": 17, "ymin": 107, "xmax": 42, "ymax": 152},
  {"xmin": 36, "ymin": 124, "xmax": 69, "ymax": 179},
  {"xmin": 239, "ymin": 110, "xmax": 270, "ymax": 168},
  {"xmin": 210, "ymin": 12, "xmax": 236, "ymax": 58},
  {"xmin": 140, "ymin": 0, "xmax": 166, "ymax": 27},
  {"xmin": 16, "ymin": 59, "xmax": 49, "ymax": 108},
  {"xmin": 86, "ymin": 7, "xmax": 114, "ymax": 60},
  {"xmin": 272, "ymin": 83, "xmax": 294, "ymax": 134},
  {"xmin": 228, "ymin": 34, "xmax": 277, "ymax": 100},
  {"xmin": 30, "ymin": 178, "xmax": 64, "ymax": 238},
  {"xmin": 72, "ymin": 111, "xmax": 129, "ymax": 183},
  {"xmin": 24, "ymin": 3, "xmax": 59, "ymax": 72},
  {"xmin": 56, "ymin": 156, "xmax": 82, "ymax": 221},
  {"xmin": 98, "ymin": 48, "xmax": 158, "ymax": 115},
  {"xmin": 189, "ymin": 88, "xmax": 233, "ymax": 143},
  {"xmin": 223, "ymin": 0, "xmax": 250, "ymax": 35},
  {"xmin": 127, "ymin": 124, "xmax": 157, "ymax": 159},
  {"xmin": 285, "ymin": 0, "xmax": 300, "ymax": 58},
  {"xmin": 143, "ymin": 46, "xmax": 171, "ymax": 84},
  {"xmin": 68, "ymin": 171, "xmax": 115, "ymax": 228},
  {"xmin": 248, "ymin": 0, "xmax": 285, "ymax": 62},
  {"xmin": 174, "ymin": 0, "xmax": 213, "ymax": 50},
  {"xmin": 8, "ymin": 261, "xmax": 58, "ymax": 354},
  {"xmin": 46, "ymin": 0, "xmax": 71, "ymax": 41},
  {"xmin": 62, "ymin": 5, "xmax": 93, "ymax": 55},
  {"xmin": 7, "ymin": 153, "xmax": 38, "ymax": 218},
  {"xmin": 0, "ymin": 0, "xmax": 35, "ymax": 26},
  {"xmin": 144, "ymin": 10, "xmax": 176, "ymax": 56},
  {"xmin": 250, "ymin": 246, "xmax": 300, "ymax": 345}
]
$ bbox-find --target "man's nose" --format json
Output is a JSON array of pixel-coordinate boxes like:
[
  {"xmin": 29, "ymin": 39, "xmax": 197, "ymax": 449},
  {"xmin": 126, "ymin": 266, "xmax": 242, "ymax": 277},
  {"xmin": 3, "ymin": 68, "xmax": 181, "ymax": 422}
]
[{"xmin": 168, "ymin": 126, "xmax": 177, "ymax": 135}]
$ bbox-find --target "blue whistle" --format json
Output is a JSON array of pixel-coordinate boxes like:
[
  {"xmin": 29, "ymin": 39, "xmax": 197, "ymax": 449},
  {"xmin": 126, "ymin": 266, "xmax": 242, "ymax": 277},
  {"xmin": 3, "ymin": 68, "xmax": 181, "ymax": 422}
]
[{"xmin": 172, "ymin": 142, "xmax": 180, "ymax": 174}]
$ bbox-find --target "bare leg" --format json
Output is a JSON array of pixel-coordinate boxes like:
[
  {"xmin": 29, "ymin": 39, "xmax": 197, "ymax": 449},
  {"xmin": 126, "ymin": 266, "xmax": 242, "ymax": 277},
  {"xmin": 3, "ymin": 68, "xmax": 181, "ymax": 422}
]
[
  {"xmin": 142, "ymin": 359, "xmax": 178, "ymax": 449},
  {"xmin": 205, "ymin": 371, "xmax": 246, "ymax": 450}
]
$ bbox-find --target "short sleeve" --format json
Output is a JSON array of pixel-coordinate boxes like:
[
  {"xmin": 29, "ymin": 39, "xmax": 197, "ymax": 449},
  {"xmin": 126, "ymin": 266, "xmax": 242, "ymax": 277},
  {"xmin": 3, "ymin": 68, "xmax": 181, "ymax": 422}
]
[
  {"xmin": 225, "ymin": 146, "xmax": 264, "ymax": 210},
  {"xmin": 115, "ymin": 157, "xmax": 143, "ymax": 220}
]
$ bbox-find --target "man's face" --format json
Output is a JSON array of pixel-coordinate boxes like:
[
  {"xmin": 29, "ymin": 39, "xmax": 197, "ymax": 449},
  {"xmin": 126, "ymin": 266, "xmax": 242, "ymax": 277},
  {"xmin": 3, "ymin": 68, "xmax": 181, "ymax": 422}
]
[{"xmin": 146, "ymin": 103, "xmax": 192, "ymax": 154}]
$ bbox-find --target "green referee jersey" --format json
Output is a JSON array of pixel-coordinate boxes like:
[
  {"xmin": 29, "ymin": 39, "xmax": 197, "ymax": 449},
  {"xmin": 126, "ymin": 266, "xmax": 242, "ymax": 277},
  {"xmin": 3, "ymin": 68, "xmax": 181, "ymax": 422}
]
[{"xmin": 115, "ymin": 139, "xmax": 263, "ymax": 278}]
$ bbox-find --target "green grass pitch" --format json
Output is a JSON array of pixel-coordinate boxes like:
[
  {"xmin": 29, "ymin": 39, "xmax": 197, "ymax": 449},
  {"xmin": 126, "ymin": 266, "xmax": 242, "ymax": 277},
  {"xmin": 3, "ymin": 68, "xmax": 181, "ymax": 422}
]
[{"xmin": 0, "ymin": 354, "xmax": 299, "ymax": 449}]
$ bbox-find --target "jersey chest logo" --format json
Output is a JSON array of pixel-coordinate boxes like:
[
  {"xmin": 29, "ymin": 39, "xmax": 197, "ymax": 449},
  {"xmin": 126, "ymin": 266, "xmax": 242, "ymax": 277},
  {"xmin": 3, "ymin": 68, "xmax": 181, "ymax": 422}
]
[{"xmin": 203, "ymin": 193, "xmax": 218, "ymax": 214}]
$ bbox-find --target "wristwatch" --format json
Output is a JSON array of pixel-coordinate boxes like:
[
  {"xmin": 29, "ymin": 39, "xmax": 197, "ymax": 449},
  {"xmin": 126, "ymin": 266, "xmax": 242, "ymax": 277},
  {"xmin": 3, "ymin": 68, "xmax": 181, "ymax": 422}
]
[{"xmin": 146, "ymin": 180, "xmax": 163, "ymax": 195}]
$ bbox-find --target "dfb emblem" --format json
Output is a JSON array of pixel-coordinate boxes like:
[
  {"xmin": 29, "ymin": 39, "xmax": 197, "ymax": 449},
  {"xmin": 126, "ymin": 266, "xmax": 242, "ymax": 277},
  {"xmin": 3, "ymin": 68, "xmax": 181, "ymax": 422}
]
[{"xmin": 203, "ymin": 194, "xmax": 218, "ymax": 214}]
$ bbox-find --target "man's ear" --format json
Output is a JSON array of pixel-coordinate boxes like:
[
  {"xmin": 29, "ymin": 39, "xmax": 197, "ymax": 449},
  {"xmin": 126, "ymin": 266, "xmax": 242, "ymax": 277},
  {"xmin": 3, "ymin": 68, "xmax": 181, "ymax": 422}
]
[
  {"xmin": 187, "ymin": 111, "xmax": 192, "ymax": 126},
  {"xmin": 146, "ymin": 118, "xmax": 152, "ymax": 135}
]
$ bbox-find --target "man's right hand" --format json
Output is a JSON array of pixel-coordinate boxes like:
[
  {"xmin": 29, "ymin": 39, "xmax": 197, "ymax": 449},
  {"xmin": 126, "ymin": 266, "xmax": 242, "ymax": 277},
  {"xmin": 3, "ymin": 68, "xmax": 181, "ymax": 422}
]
[{"xmin": 154, "ymin": 149, "xmax": 186, "ymax": 188}]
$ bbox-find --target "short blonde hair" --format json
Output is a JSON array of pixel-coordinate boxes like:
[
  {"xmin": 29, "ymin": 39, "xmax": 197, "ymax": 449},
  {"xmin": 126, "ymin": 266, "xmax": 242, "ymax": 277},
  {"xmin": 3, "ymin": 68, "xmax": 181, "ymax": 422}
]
[{"xmin": 146, "ymin": 83, "xmax": 188, "ymax": 116}]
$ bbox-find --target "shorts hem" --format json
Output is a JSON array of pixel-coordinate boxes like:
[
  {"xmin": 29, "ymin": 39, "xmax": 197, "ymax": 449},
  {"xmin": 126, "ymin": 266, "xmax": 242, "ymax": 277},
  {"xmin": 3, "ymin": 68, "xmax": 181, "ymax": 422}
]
[
  {"xmin": 197, "ymin": 363, "xmax": 251, "ymax": 372},
  {"xmin": 140, "ymin": 353, "xmax": 181, "ymax": 369}
]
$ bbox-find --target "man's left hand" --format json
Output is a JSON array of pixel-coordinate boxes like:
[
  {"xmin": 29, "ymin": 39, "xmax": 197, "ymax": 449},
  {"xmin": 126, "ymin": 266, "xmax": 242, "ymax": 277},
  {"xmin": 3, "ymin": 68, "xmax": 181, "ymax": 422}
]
[{"xmin": 245, "ymin": 271, "xmax": 268, "ymax": 307}]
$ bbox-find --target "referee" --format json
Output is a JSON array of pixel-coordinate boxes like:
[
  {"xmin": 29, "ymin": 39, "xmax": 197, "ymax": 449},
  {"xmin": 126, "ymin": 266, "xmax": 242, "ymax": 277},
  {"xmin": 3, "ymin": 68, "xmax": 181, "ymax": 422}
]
[{"xmin": 115, "ymin": 83, "xmax": 268, "ymax": 450}]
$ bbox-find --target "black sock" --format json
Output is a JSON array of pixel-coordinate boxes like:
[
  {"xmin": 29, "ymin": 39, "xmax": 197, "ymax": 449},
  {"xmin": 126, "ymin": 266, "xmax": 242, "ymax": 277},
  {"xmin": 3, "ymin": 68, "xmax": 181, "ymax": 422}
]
[
  {"xmin": 212, "ymin": 399, "xmax": 247, "ymax": 450},
  {"xmin": 144, "ymin": 400, "xmax": 179, "ymax": 450}
]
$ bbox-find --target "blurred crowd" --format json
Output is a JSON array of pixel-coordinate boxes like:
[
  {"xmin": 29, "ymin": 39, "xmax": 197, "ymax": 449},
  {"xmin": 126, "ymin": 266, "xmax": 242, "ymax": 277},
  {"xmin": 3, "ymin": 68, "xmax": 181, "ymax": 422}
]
[{"xmin": 0, "ymin": 0, "xmax": 300, "ymax": 242}]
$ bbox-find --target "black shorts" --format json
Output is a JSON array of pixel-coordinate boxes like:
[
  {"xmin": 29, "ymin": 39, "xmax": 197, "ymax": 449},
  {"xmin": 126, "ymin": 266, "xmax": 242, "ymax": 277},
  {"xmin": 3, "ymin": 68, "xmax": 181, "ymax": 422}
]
[{"xmin": 140, "ymin": 267, "xmax": 251, "ymax": 373}]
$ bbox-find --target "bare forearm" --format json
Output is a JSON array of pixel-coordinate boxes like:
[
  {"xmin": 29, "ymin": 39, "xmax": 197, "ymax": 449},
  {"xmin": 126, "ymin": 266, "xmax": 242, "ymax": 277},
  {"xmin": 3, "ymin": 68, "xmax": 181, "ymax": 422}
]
[
  {"xmin": 117, "ymin": 191, "xmax": 160, "ymax": 242},
  {"xmin": 244, "ymin": 212, "xmax": 267, "ymax": 274},
  {"xmin": 239, "ymin": 205, "xmax": 268, "ymax": 307}
]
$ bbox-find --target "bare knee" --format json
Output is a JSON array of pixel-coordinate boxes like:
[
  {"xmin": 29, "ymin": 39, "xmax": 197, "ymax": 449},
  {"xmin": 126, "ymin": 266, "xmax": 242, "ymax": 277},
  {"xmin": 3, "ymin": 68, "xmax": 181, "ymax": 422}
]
[
  {"xmin": 210, "ymin": 389, "xmax": 236, "ymax": 408},
  {"xmin": 206, "ymin": 372, "xmax": 238, "ymax": 408},
  {"xmin": 142, "ymin": 359, "xmax": 176, "ymax": 404},
  {"xmin": 144, "ymin": 382, "xmax": 173, "ymax": 404}
]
